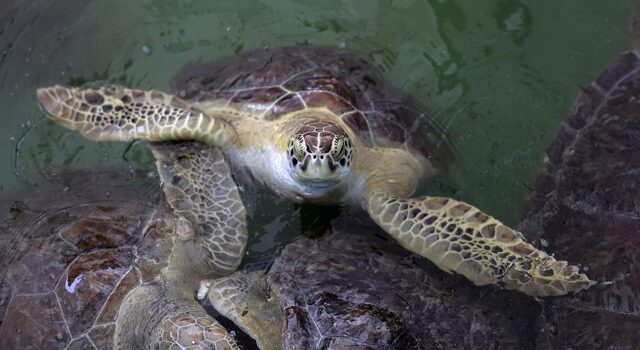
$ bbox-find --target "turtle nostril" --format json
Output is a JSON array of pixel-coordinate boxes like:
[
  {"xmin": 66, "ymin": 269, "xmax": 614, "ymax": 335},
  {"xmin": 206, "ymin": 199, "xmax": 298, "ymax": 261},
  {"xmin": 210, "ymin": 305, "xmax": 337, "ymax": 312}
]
[{"xmin": 320, "ymin": 155, "xmax": 324, "ymax": 159}]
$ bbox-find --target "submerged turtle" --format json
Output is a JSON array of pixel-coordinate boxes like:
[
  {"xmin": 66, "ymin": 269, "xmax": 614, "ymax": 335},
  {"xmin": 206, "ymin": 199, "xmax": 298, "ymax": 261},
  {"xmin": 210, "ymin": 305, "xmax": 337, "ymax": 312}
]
[
  {"xmin": 518, "ymin": 10, "xmax": 640, "ymax": 349},
  {"xmin": 37, "ymin": 46, "xmax": 593, "ymax": 296},
  {"xmin": 0, "ymin": 142, "xmax": 247, "ymax": 348},
  {"xmin": 199, "ymin": 215, "xmax": 538, "ymax": 350}
]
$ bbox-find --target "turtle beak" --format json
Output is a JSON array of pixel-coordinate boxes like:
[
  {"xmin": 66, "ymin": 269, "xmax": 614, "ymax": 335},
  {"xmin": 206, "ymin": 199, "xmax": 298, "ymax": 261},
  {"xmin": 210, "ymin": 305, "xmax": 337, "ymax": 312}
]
[{"xmin": 297, "ymin": 152, "xmax": 337, "ymax": 182}]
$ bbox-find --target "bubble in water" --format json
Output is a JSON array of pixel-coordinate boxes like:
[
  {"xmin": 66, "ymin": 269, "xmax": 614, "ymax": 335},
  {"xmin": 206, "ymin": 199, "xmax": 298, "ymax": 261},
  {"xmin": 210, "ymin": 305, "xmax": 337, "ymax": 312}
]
[{"xmin": 141, "ymin": 45, "xmax": 152, "ymax": 55}]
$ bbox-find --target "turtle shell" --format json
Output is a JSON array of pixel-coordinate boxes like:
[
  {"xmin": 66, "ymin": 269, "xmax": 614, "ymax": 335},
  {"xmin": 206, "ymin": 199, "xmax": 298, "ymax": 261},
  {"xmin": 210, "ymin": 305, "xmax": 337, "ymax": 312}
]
[
  {"xmin": 0, "ymin": 169, "xmax": 158, "ymax": 349},
  {"xmin": 170, "ymin": 46, "xmax": 454, "ymax": 170},
  {"xmin": 266, "ymin": 216, "xmax": 538, "ymax": 349},
  {"xmin": 519, "ymin": 51, "xmax": 640, "ymax": 348},
  {"xmin": 0, "ymin": 169, "xmax": 231, "ymax": 349}
]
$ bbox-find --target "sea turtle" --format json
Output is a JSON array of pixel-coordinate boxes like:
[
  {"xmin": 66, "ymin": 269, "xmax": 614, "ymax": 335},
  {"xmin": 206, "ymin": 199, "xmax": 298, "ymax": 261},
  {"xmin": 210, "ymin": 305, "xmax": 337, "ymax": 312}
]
[
  {"xmin": 518, "ymin": 10, "xmax": 640, "ymax": 349},
  {"xmin": 36, "ymin": 45, "xmax": 593, "ymax": 296},
  {"xmin": 0, "ymin": 142, "xmax": 247, "ymax": 348},
  {"xmin": 198, "ymin": 215, "xmax": 538, "ymax": 350}
]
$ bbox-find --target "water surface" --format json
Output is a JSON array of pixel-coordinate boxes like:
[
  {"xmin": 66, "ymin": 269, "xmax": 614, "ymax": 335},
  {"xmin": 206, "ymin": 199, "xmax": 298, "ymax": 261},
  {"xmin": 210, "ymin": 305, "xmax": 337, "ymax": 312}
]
[{"xmin": 0, "ymin": 0, "xmax": 635, "ymax": 259}]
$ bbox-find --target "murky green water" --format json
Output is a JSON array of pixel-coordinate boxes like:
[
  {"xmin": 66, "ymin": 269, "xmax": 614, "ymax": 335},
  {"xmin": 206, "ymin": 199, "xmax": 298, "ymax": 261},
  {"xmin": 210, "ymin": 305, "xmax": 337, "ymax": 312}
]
[{"xmin": 0, "ymin": 0, "xmax": 636, "ymax": 259}]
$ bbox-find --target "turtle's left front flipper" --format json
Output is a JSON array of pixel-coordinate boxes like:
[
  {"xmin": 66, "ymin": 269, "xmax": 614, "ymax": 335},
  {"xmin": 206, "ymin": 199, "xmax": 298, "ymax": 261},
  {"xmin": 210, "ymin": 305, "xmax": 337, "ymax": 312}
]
[
  {"xmin": 37, "ymin": 85, "xmax": 235, "ymax": 146},
  {"xmin": 366, "ymin": 192, "xmax": 595, "ymax": 296}
]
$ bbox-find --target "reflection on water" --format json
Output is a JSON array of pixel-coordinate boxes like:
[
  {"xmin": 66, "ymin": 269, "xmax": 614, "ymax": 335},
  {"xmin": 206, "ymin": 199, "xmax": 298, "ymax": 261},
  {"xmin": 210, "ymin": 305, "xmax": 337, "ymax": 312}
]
[
  {"xmin": 0, "ymin": 0, "xmax": 635, "ymax": 258},
  {"xmin": 64, "ymin": 274, "xmax": 82, "ymax": 294}
]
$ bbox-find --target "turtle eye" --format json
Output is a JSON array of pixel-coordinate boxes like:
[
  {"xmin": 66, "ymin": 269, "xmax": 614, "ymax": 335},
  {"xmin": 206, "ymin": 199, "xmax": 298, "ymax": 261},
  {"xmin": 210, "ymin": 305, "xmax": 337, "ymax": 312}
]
[
  {"xmin": 330, "ymin": 136, "xmax": 345, "ymax": 159},
  {"xmin": 291, "ymin": 135, "xmax": 307, "ymax": 163}
]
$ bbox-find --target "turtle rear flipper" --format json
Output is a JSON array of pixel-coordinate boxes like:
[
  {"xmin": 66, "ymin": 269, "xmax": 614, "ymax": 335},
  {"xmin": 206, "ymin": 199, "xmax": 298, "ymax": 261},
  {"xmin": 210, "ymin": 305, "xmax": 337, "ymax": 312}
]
[
  {"xmin": 198, "ymin": 271, "xmax": 282, "ymax": 350},
  {"xmin": 36, "ymin": 85, "xmax": 235, "ymax": 146},
  {"xmin": 117, "ymin": 285, "xmax": 238, "ymax": 349},
  {"xmin": 366, "ymin": 191, "xmax": 595, "ymax": 296}
]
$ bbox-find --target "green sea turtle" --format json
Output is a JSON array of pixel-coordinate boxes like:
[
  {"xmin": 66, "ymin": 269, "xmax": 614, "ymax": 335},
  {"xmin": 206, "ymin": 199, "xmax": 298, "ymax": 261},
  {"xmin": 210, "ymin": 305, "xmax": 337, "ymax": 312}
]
[
  {"xmin": 36, "ymin": 46, "xmax": 593, "ymax": 296},
  {"xmin": 0, "ymin": 142, "xmax": 246, "ymax": 348},
  {"xmin": 198, "ymin": 215, "xmax": 538, "ymax": 350},
  {"xmin": 518, "ymin": 10, "xmax": 640, "ymax": 349}
]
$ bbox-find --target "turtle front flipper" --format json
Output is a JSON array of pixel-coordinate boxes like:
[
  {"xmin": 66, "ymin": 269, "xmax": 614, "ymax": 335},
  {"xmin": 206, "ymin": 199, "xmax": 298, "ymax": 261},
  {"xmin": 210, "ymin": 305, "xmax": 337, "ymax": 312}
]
[
  {"xmin": 36, "ymin": 85, "xmax": 235, "ymax": 146},
  {"xmin": 366, "ymin": 191, "xmax": 595, "ymax": 296},
  {"xmin": 197, "ymin": 271, "xmax": 282, "ymax": 350},
  {"xmin": 118, "ymin": 285, "xmax": 239, "ymax": 349},
  {"xmin": 149, "ymin": 141, "xmax": 248, "ymax": 276}
]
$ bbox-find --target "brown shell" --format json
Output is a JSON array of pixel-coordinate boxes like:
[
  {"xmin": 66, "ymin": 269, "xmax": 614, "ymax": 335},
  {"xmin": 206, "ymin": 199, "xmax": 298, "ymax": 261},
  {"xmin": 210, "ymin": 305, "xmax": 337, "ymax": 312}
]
[
  {"xmin": 170, "ymin": 46, "xmax": 454, "ymax": 169},
  {"xmin": 0, "ymin": 169, "xmax": 163, "ymax": 349},
  {"xmin": 519, "ymin": 51, "xmax": 640, "ymax": 348},
  {"xmin": 269, "ymin": 216, "xmax": 537, "ymax": 348}
]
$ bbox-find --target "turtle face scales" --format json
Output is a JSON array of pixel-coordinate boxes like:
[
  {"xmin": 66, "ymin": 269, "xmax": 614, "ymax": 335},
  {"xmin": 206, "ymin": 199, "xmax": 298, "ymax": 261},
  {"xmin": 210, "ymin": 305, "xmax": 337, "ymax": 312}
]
[{"xmin": 288, "ymin": 121, "xmax": 353, "ymax": 184}]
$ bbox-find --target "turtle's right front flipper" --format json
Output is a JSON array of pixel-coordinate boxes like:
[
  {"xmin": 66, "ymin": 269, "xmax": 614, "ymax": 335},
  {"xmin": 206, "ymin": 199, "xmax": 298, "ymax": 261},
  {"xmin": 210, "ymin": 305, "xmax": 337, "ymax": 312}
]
[
  {"xmin": 366, "ymin": 191, "xmax": 595, "ymax": 296},
  {"xmin": 36, "ymin": 85, "xmax": 235, "ymax": 146}
]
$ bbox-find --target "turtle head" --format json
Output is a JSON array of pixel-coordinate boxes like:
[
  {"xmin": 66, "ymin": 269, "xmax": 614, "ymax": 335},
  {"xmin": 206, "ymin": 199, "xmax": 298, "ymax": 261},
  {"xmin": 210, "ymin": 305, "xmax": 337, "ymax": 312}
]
[{"xmin": 288, "ymin": 121, "xmax": 353, "ymax": 183}]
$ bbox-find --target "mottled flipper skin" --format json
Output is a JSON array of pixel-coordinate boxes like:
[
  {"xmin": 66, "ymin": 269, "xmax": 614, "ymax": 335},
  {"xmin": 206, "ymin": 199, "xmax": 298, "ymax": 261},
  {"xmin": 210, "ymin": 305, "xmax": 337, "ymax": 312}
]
[
  {"xmin": 367, "ymin": 192, "xmax": 594, "ymax": 296},
  {"xmin": 149, "ymin": 142, "xmax": 248, "ymax": 275},
  {"xmin": 198, "ymin": 271, "xmax": 282, "ymax": 350},
  {"xmin": 118, "ymin": 285, "xmax": 238, "ymax": 349},
  {"xmin": 36, "ymin": 85, "xmax": 235, "ymax": 145}
]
